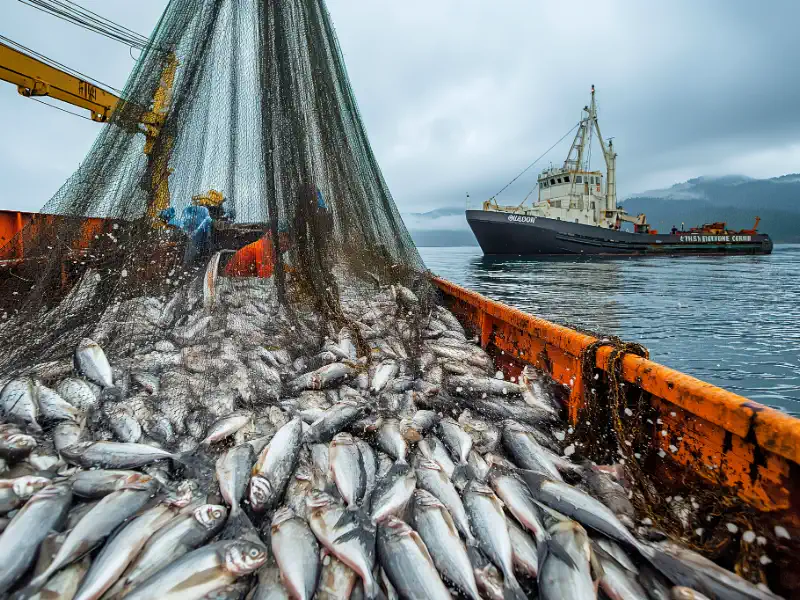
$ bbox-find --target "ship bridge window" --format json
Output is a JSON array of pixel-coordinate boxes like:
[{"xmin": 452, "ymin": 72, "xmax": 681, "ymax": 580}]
[
  {"xmin": 564, "ymin": 176, "xmax": 570, "ymax": 183},
  {"xmin": 550, "ymin": 179, "xmax": 555, "ymax": 185},
  {"xmin": 557, "ymin": 178, "xmax": 562, "ymax": 184},
  {"xmin": 576, "ymin": 176, "xmax": 582, "ymax": 183}
]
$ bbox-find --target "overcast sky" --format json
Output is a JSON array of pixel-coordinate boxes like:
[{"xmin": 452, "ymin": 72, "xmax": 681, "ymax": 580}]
[{"xmin": 2, "ymin": 0, "xmax": 799, "ymax": 214}]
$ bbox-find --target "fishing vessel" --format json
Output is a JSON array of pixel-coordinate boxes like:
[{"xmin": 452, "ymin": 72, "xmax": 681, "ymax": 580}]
[{"xmin": 466, "ymin": 87, "xmax": 773, "ymax": 256}]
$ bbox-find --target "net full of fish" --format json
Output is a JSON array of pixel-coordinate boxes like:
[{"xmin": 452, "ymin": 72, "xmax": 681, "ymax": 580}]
[{"xmin": 0, "ymin": 271, "xmax": 787, "ymax": 600}]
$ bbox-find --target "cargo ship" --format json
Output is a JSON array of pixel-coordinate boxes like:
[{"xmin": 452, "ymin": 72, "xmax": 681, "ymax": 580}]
[{"xmin": 467, "ymin": 87, "xmax": 773, "ymax": 256}]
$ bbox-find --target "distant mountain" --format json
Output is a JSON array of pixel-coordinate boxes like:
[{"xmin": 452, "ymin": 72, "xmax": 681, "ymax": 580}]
[
  {"xmin": 622, "ymin": 173, "xmax": 800, "ymax": 242},
  {"xmin": 402, "ymin": 207, "xmax": 478, "ymax": 247}
]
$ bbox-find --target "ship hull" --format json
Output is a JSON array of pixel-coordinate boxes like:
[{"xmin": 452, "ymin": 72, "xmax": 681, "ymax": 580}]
[{"xmin": 466, "ymin": 210, "xmax": 773, "ymax": 256}]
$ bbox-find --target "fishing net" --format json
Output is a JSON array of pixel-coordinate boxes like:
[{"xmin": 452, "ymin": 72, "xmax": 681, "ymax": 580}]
[{"xmin": 0, "ymin": 0, "xmax": 432, "ymax": 448}]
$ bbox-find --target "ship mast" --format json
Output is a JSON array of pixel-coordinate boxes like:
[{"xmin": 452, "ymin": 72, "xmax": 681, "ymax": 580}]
[{"xmin": 588, "ymin": 85, "xmax": 617, "ymax": 212}]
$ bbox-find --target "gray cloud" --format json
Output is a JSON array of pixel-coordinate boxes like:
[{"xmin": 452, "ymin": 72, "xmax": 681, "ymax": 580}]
[{"xmin": 2, "ymin": 0, "xmax": 798, "ymax": 214}]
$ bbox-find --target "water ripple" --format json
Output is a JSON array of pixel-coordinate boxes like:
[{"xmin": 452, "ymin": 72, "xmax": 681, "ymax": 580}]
[{"xmin": 420, "ymin": 244, "xmax": 800, "ymax": 416}]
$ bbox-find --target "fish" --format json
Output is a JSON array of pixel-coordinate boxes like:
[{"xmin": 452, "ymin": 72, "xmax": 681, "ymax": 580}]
[
  {"xmin": 202, "ymin": 411, "xmax": 252, "ymax": 446},
  {"xmin": 61, "ymin": 441, "xmax": 177, "ymax": 469},
  {"xmin": 411, "ymin": 489, "xmax": 481, "ymax": 600},
  {"xmin": 506, "ymin": 518, "xmax": 539, "ymax": 579},
  {"xmin": 638, "ymin": 565, "xmax": 673, "ymax": 600},
  {"xmin": 289, "ymin": 363, "xmax": 356, "ymax": 393},
  {"xmin": 55, "ymin": 378, "xmax": 100, "ymax": 413},
  {"xmin": 271, "ymin": 507, "xmax": 320, "ymax": 600},
  {"xmin": 106, "ymin": 404, "xmax": 144, "ymax": 443},
  {"xmin": 458, "ymin": 411, "xmax": 501, "ymax": 453},
  {"xmin": 29, "ymin": 557, "xmax": 90, "ymax": 600},
  {"xmin": 448, "ymin": 375, "xmax": 525, "ymax": 399},
  {"xmin": 414, "ymin": 458, "xmax": 473, "ymax": 542},
  {"xmin": 417, "ymin": 436, "xmax": 455, "ymax": 479},
  {"xmin": 114, "ymin": 504, "xmax": 228, "ymax": 593},
  {"xmin": 375, "ymin": 419, "xmax": 408, "ymax": 463},
  {"xmin": 0, "ymin": 482, "xmax": 72, "ymax": 595},
  {"xmin": 538, "ymin": 520, "xmax": 596, "ymax": 600},
  {"xmin": 329, "ymin": 432, "xmax": 366, "ymax": 511},
  {"xmin": 52, "ymin": 418, "xmax": 83, "ymax": 453},
  {"xmin": 23, "ymin": 474, "xmax": 157, "ymax": 594},
  {"xmin": 355, "ymin": 439, "xmax": 377, "ymax": 505},
  {"xmin": 0, "ymin": 476, "xmax": 50, "ymax": 514},
  {"xmin": 311, "ymin": 443, "xmax": 331, "ymax": 490},
  {"xmin": 462, "ymin": 480, "xmax": 526, "ymax": 600},
  {"xmin": 369, "ymin": 462, "xmax": 415, "ymax": 523},
  {"xmin": 35, "ymin": 381, "xmax": 81, "ymax": 423},
  {"xmin": 306, "ymin": 491, "xmax": 379, "ymax": 599},
  {"xmin": 315, "ymin": 552, "xmax": 358, "ymax": 600},
  {"xmin": 250, "ymin": 417, "xmax": 303, "ymax": 512},
  {"xmin": 74, "ymin": 338, "xmax": 115, "ymax": 388},
  {"xmin": 370, "ymin": 361, "xmax": 398, "ymax": 395},
  {"xmin": 71, "ymin": 469, "xmax": 139, "ymax": 498},
  {"xmin": 638, "ymin": 540, "xmax": 783, "ymax": 600},
  {"xmin": 305, "ymin": 401, "xmax": 363, "ymax": 444},
  {"xmin": 72, "ymin": 500, "xmax": 180, "ymax": 600},
  {"xmin": 488, "ymin": 465, "xmax": 549, "ymax": 545},
  {"xmin": 401, "ymin": 409, "xmax": 438, "ymax": 441},
  {"xmin": 520, "ymin": 471, "xmax": 639, "ymax": 547},
  {"xmin": 284, "ymin": 464, "xmax": 314, "ymax": 521},
  {"xmin": 217, "ymin": 443, "xmax": 255, "ymax": 515},
  {"xmin": 670, "ymin": 587, "xmax": 713, "ymax": 600},
  {"xmin": 377, "ymin": 517, "xmax": 451, "ymax": 600},
  {"xmin": 0, "ymin": 430, "xmax": 37, "ymax": 462},
  {"xmin": 438, "ymin": 417, "xmax": 472, "ymax": 464},
  {"xmin": 0, "ymin": 378, "xmax": 41, "ymax": 432},
  {"xmin": 467, "ymin": 450, "xmax": 490, "ymax": 481},
  {"xmin": 502, "ymin": 420, "xmax": 562, "ymax": 481},
  {"xmin": 596, "ymin": 541, "xmax": 649, "ymax": 600},
  {"xmin": 123, "ymin": 540, "xmax": 267, "ymax": 600},
  {"xmin": 584, "ymin": 465, "xmax": 636, "ymax": 522}
]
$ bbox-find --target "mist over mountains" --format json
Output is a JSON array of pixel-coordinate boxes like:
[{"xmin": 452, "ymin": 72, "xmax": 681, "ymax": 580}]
[{"xmin": 403, "ymin": 173, "xmax": 800, "ymax": 246}]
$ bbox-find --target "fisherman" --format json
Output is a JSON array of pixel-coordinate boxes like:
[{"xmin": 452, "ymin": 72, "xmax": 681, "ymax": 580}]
[
  {"xmin": 159, "ymin": 204, "xmax": 213, "ymax": 264},
  {"xmin": 671, "ymin": 225, "xmax": 678, "ymax": 234}
]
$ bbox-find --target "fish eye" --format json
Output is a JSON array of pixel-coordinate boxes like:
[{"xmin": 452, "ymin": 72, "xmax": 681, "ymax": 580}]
[
  {"xmin": 213, "ymin": 510, "xmax": 221, "ymax": 518},
  {"xmin": 249, "ymin": 549, "xmax": 259, "ymax": 557}
]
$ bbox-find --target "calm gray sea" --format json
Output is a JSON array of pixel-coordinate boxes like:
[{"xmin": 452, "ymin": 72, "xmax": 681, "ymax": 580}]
[{"xmin": 419, "ymin": 244, "xmax": 800, "ymax": 416}]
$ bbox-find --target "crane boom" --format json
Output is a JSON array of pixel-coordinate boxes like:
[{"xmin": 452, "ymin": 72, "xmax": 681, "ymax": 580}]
[{"xmin": 0, "ymin": 39, "xmax": 120, "ymax": 122}]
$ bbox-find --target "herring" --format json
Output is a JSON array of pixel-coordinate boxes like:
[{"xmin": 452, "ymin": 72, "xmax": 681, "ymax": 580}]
[
  {"xmin": 201, "ymin": 411, "xmax": 252, "ymax": 446},
  {"xmin": 502, "ymin": 420, "xmax": 562, "ymax": 481},
  {"xmin": 538, "ymin": 520, "xmax": 596, "ymax": 600},
  {"xmin": 506, "ymin": 518, "xmax": 539, "ymax": 579},
  {"xmin": 463, "ymin": 480, "xmax": 526, "ymax": 600},
  {"xmin": 411, "ymin": 489, "xmax": 481, "ymax": 600},
  {"xmin": 329, "ymin": 432, "xmax": 366, "ymax": 510},
  {"xmin": 61, "ymin": 441, "xmax": 177, "ymax": 469},
  {"xmin": 249, "ymin": 417, "xmax": 303, "ymax": 512},
  {"xmin": 417, "ymin": 436, "xmax": 455, "ymax": 479},
  {"xmin": 369, "ymin": 462, "xmax": 415, "ymax": 523},
  {"xmin": 271, "ymin": 507, "xmax": 320, "ymax": 600},
  {"xmin": 216, "ymin": 442, "xmax": 255, "ymax": 516},
  {"xmin": 0, "ymin": 378, "xmax": 41, "ymax": 432},
  {"xmin": 305, "ymin": 401, "xmax": 363, "ymax": 444},
  {"xmin": 35, "ymin": 381, "xmax": 81, "ymax": 423},
  {"xmin": 488, "ymin": 465, "xmax": 549, "ymax": 546},
  {"xmin": 377, "ymin": 517, "xmax": 452, "ymax": 600},
  {"xmin": 74, "ymin": 338, "xmax": 115, "ymax": 388},
  {"xmin": 375, "ymin": 419, "xmax": 408, "ymax": 463},
  {"xmin": 415, "ymin": 458, "xmax": 473, "ymax": 542}
]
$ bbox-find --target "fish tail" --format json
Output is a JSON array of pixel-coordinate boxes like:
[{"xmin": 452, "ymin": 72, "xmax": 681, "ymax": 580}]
[
  {"xmin": 452, "ymin": 462, "xmax": 475, "ymax": 482},
  {"xmin": 502, "ymin": 572, "xmax": 526, "ymax": 600},
  {"xmin": 12, "ymin": 570, "xmax": 49, "ymax": 600}
]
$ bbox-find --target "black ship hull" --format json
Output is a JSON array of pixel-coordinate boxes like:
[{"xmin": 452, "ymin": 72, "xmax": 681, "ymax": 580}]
[{"xmin": 466, "ymin": 210, "xmax": 773, "ymax": 256}]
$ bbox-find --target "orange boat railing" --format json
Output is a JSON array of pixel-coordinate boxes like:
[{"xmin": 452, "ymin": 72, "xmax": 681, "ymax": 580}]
[{"xmin": 434, "ymin": 276, "xmax": 800, "ymax": 520}]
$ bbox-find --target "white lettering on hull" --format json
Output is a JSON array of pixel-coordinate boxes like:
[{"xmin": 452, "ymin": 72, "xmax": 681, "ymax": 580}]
[
  {"xmin": 678, "ymin": 235, "xmax": 753, "ymax": 243},
  {"xmin": 507, "ymin": 215, "xmax": 537, "ymax": 224}
]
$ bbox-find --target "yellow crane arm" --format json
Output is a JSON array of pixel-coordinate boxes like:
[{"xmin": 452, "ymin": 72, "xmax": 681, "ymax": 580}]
[{"xmin": 0, "ymin": 40, "xmax": 120, "ymax": 122}]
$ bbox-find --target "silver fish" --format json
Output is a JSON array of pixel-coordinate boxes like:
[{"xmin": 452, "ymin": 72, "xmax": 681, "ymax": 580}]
[
  {"xmin": 202, "ymin": 411, "xmax": 252, "ymax": 446},
  {"xmin": 305, "ymin": 401, "xmax": 363, "ymax": 444},
  {"xmin": 502, "ymin": 420, "xmax": 562, "ymax": 481},
  {"xmin": 521, "ymin": 471, "xmax": 638, "ymax": 547},
  {"xmin": 415, "ymin": 458, "xmax": 473, "ymax": 542},
  {"xmin": 107, "ymin": 404, "xmax": 143, "ymax": 443},
  {"xmin": 71, "ymin": 469, "xmax": 138, "ymax": 498},
  {"xmin": 250, "ymin": 418, "xmax": 303, "ymax": 512},
  {"xmin": 468, "ymin": 450, "xmax": 490, "ymax": 481},
  {"xmin": 538, "ymin": 520, "xmax": 596, "ymax": 600},
  {"xmin": 638, "ymin": 540, "xmax": 783, "ymax": 600},
  {"xmin": 458, "ymin": 411, "xmax": 501, "ymax": 453},
  {"xmin": 585, "ymin": 466, "xmax": 636, "ymax": 521},
  {"xmin": 0, "ymin": 378, "xmax": 41, "ymax": 432},
  {"xmin": 116, "ymin": 504, "xmax": 228, "ymax": 593},
  {"xmin": 670, "ymin": 587, "xmax": 713, "ymax": 600},
  {"xmin": 402, "ymin": 409, "xmax": 438, "ymax": 440},
  {"xmin": 412, "ymin": 489, "xmax": 481, "ymax": 600},
  {"xmin": 638, "ymin": 565, "xmax": 672, "ymax": 600},
  {"xmin": 315, "ymin": 552, "xmax": 358, "ymax": 600},
  {"xmin": 306, "ymin": 491, "xmax": 379, "ymax": 599},
  {"xmin": 369, "ymin": 462, "xmax": 415, "ymax": 523},
  {"xmin": 55, "ymin": 378, "xmax": 100, "ymax": 413},
  {"xmin": 0, "ymin": 430, "xmax": 37, "ymax": 462},
  {"xmin": 417, "ymin": 436, "xmax": 455, "ymax": 479},
  {"xmin": 370, "ymin": 361, "xmax": 398, "ymax": 395},
  {"xmin": 489, "ymin": 466, "xmax": 548, "ymax": 545},
  {"xmin": 61, "ymin": 441, "xmax": 176, "ymax": 469},
  {"xmin": 35, "ymin": 381, "xmax": 81, "ymax": 423},
  {"xmin": 29, "ymin": 556, "xmax": 90, "ymax": 600},
  {"xmin": 74, "ymin": 338, "xmax": 114, "ymax": 388},
  {"xmin": 124, "ymin": 540, "xmax": 267, "ymax": 600},
  {"xmin": 0, "ymin": 476, "xmax": 50, "ymax": 514},
  {"xmin": 463, "ymin": 480, "xmax": 525, "ymax": 600},
  {"xmin": 271, "ymin": 507, "xmax": 320, "ymax": 600},
  {"xmin": 597, "ymin": 547, "xmax": 648, "ymax": 600},
  {"xmin": 285, "ymin": 464, "xmax": 314, "ymax": 521},
  {"xmin": 289, "ymin": 363, "xmax": 355, "ymax": 393},
  {"xmin": 73, "ymin": 501, "xmax": 179, "ymax": 600},
  {"xmin": 355, "ymin": 439, "xmax": 377, "ymax": 505},
  {"xmin": 311, "ymin": 443, "xmax": 331, "ymax": 490},
  {"xmin": 438, "ymin": 417, "xmax": 472, "ymax": 465},
  {"xmin": 24, "ymin": 474, "xmax": 157, "ymax": 593},
  {"xmin": 54, "ymin": 420, "xmax": 84, "ymax": 454},
  {"xmin": 329, "ymin": 432, "xmax": 365, "ymax": 510},
  {"xmin": 0, "ymin": 483, "xmax": 72, "ymax": 595},
  {"xmin": 375, "ymin": 419, "xmax": 407, "ymax": 463},
  {"xmin": 376, "ymin": 517, "xmax": 451, "ymax": 600},
  {"xmin": 507, "ymin": 518, "xmax": 539, "ymax": 579},
  {"xmin": 217, "ymin": 443, "xmax": 255, "ymax": 515}
]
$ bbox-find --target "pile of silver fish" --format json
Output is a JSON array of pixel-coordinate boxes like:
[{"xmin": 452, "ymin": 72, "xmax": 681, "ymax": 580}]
[{"xmin": 0, "ymin": 270, "xmax": 785, "ymax": 599}]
